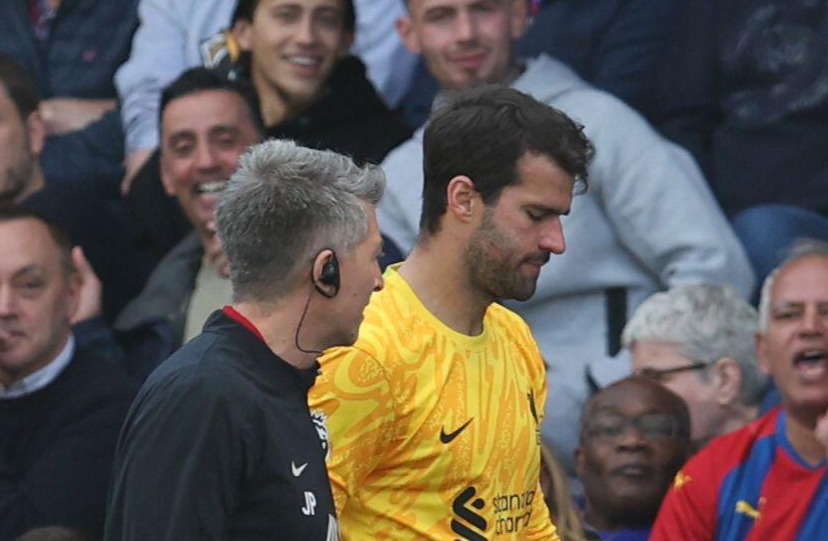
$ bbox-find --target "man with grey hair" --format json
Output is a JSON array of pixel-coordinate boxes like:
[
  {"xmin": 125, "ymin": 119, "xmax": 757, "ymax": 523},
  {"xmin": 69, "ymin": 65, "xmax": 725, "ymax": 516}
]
[
  {"xmin": 623, "ymin": 283, "xmax": 767, "ymax": 450},
  {"xmin": 651, "ymin": 240, "xmax": 828, "ymax": 540},
  {"xmin": 105, "ymin": 139, "xmax": 386, "ymax": 540}
]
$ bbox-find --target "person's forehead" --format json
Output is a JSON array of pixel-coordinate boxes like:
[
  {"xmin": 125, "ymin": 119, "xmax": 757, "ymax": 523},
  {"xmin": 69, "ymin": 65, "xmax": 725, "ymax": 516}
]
[
  {"xmin": 0, "ymin": 218, "xmax": 60, "ymax": 270},
  {"xmin": 162, "ymin": 90, "xmax": 253, "ymax": 133},
  {"xmin": 772, "ymin": 256, "xmax": 828, "ymax": 301},
  {"xmin": 590, "ymin": 380, "xmax": 679, "ymax": 416},
  {"xmin": 411, "ymin": 0, "xmax": 499, "ymax": 13},
  {"xmin": 255, "ymin": 0, "xmax": 345, "ymax": 14},
  {"xmin": 630, "ymin": 341, "xmax": 687, "ymax": 365},
  {"xmin": 0, "ymin": 83, "xmax": 23, "ymax": 124}
]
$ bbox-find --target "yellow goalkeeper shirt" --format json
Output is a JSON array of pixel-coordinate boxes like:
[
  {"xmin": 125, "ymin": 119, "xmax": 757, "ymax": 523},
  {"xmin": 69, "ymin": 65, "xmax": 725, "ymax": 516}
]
[{"xmin": 309, "ymin": 266, "xmax": 559, "ymax": 540}]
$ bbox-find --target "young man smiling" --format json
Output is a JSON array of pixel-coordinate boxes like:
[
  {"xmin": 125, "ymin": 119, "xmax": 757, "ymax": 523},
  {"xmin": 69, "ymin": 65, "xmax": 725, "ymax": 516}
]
[{"xmin": 229, "ymin": 0, "xmax": 409, "ymax": 164}]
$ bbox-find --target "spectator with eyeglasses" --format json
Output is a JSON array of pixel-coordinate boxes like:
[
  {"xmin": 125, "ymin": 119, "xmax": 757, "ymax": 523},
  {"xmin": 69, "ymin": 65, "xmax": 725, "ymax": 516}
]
[
  {"xmin": 576, "ymin": 376, "xmax": 693, "ymax": 541},
  {"xmin": 651, "ymin": 240, "xmax": 828, "ymax": 540},
  {"xmin": 622, "ymin": 283, "xmax": 770, "ymax": 451}
]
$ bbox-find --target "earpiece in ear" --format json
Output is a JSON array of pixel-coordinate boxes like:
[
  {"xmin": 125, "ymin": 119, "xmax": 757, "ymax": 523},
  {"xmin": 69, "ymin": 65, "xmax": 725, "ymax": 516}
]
[{"xmin": 315, "ymin": 251, "xmax": 340, "ymax": 298}]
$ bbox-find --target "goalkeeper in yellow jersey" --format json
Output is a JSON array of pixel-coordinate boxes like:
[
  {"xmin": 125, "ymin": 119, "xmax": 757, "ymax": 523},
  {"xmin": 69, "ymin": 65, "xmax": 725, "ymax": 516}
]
[{"xmin": 309, "ymin": 85, "xmax": 593, "ymax": 540}]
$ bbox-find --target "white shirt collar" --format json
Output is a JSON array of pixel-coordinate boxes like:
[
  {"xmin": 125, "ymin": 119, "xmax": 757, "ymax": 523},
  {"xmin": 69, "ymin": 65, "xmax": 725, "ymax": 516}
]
[{"xmin": 0, "ymin": 334, "xmax": 75, "ymax": 399}]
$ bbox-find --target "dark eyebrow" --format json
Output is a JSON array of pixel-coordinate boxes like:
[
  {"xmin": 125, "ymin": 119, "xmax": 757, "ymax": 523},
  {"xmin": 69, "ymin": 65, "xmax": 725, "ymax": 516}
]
[
  {"xmin": 166, "ymin": 130, "xmax": 196, "ymax": 145},
  {"xmin": 13, "ymin": 264, "xmax": 47, "ymax": 278},
  {"xmin": 208, "ymin": 125, "xmax": 242, "ymax": 137},
  {"xmin": 525, "ymin": 203, "xmax": 570, "ymax": 217}
]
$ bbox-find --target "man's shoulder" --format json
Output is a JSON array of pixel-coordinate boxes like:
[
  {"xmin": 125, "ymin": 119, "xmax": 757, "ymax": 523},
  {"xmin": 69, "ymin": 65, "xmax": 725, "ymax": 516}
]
[
  {"xmin": 55, "ymin": 344, "xmax": 137, "ymax": 403},
  {"xmin": 114, "ymin": 232, "xmax": 203, "ymax": 330},
  {"xmin": 323, "ymin": 280, "xmax": 412, "ymax": 367},
  {"xmin": 138, "ymin": 330, "xmax": 257, "ymax": 405},
  {"xmin": 519, "ymin": 54, "xmax": 662, "ymax": 144},
  {"xmin": 485, "ymin": 302, "xmax": 532, "ymax": 330},
  {"xmin": 685, "ymin": 409, "xmax": 780, "ymax": 478}
]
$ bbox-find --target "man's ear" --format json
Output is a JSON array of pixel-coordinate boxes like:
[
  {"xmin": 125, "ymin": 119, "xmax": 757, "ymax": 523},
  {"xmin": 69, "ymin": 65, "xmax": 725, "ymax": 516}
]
[
  {"xmin": 26, "ymin": 110, "xmax": 46, "ymax": 156},
  {"xmin": 446, "ymin": 175, "xmax": 478, "ymax": 224},
  {"xmin": 232, "ymin": 19, "xmax": 253, "ymax": 51},
  {"xmin": 712, "ymin": 357, "xmax": 742, "ymax": 406},
  {"xmin": 396, "ymin": 15, "xmax": 421, "ymax": 54},
  {"xmin": 159, "ymin": 155, "xmax": 177, "ymax": 197},
  {"xmin": 510, "ymin": 0, "xmax": 530, "ymax": 40},
  {"xmin": 64, "ymin": 253, "xmax": 83, "ymax": 323},
  {"xmin": 755, "ymin": 332, "xmax": 772, "ymax": 376}
]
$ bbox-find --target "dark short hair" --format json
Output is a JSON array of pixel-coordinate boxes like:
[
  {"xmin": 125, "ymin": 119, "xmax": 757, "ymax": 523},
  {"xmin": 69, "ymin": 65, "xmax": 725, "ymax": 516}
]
[
  {"xmin": 159, "ymin": 67, "xmax": 264, "ymax": 136},
  {"xmin": 232, "ymin": 0, "xmax": 357, "ymax": 32},
  {"xmin": 0, "ymin": 204, "xmax": 74, "ymax": 277},
  {"xmin": 420, "ymin": 85, "xmax": 594, "ymax": 235},
  {"xmin": 0, "ymin": 51, "xmax": 41, "ymax": 120}
]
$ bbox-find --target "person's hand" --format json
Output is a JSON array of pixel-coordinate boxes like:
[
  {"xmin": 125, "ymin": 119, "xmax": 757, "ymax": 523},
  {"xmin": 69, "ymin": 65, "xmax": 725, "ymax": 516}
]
[
  {"xmin": 69, "ymin": 246, "xmax": 103, "ymax": 325},
  {"xmin": 204, "ymin": 221, "xmax": 230, "ymax": 279},
  {"xmin": 120, "ymin": 147, "xmax": 154, "ymax": 195},
  {"xmin": 816, "ymin": 409, "xmax": 828, "ymax": 457},
  {"xmin": 39, "ymin": 97, "xmax": 116, "ymax": 136}
]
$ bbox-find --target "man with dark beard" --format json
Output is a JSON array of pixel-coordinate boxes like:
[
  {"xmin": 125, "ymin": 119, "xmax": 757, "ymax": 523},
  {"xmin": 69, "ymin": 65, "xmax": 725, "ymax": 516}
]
[{"xmin": 309, "ymin": 85, "xmax": 593, "ymax": 540}]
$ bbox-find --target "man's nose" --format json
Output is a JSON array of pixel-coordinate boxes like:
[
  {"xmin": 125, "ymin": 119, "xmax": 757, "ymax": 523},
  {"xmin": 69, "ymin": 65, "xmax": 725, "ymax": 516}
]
[
  {"xmin": 194, "ymin": 142, "xmax": 219, "ymax": 170},
  {"xmin": 0, "ymin": 285, "xmax": 18, "ymax": 316},
  {"xmin": 455, "ymin": 11, "xmax": 476, "ymax": 42},
  {"xmin": 295, "ymin": 14, "xmax": 318, "ymax": 46},
  {"xmin": 539, "ymin": 217, "xmax": 565, "ymax": 255}
]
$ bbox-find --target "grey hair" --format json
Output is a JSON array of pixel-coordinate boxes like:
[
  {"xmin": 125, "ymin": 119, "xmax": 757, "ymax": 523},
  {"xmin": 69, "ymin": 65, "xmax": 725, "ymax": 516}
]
[
  {"xmin": 216, "ymin": 139, "xmax": 386, "ymax": 302},
  {"xmin": 758, "ymin": 238, "xmax": 828, "ymax": 332},
  {"xmin": 622, "ymin": 283, "xmax": 766, "ymax": 406}
]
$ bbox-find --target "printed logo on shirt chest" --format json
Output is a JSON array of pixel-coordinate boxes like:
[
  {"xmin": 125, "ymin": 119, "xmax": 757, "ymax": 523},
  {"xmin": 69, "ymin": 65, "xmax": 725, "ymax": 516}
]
[
  {"xmin": 292, "ymin": 461, "xmax": 308, "ymax": 477},
  {"xmin": 440, "ymin": 418, "xmax": 474, "ymax": 444},
  {"xmin": 451, "ymin": 486, "xmax": 488, "ymax": 541},
  {"xmin": 310, "ymin": 410, "xmax": 331, "ymax": 460},
  {"xmin": 735, "ymin": 498, "xmax": 766, "ymax": 522}
]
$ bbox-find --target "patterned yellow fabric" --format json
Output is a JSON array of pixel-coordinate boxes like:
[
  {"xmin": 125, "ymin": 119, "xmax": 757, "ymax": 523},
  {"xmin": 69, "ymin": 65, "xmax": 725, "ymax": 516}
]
[{"xmin": 309, "ymin": 266, "xmax": 559, "ymax": 540}]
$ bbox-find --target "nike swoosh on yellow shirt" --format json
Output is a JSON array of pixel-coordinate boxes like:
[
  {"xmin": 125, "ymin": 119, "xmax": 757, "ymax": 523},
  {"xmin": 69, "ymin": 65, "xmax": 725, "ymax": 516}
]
[{"xmin": 440, "ymin": 418, "xmax": 474, "ymax": 444}]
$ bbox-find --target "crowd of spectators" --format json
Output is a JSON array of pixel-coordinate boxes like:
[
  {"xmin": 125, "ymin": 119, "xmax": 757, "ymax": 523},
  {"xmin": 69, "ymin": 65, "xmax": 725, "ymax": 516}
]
[{"xmin": 1, "ymin": 0, "xmax": 828, "ymax": 539}]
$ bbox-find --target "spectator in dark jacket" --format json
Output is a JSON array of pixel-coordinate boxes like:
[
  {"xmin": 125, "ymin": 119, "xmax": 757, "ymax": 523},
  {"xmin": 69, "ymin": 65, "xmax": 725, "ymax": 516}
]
[
  {"xmin": 0, "ymin": 206, "xmax": 136, "ymax": 541},
  {"xmin": 0, "ymin": 0, "xmax": 138, "ymax": 197}
]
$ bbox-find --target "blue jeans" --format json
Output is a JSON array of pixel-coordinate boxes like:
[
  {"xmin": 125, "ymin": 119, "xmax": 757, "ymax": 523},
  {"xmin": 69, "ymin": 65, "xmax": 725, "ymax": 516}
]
[{"xmin": 731, "ymin": 204, "xmax": 828, "ymax": 302}]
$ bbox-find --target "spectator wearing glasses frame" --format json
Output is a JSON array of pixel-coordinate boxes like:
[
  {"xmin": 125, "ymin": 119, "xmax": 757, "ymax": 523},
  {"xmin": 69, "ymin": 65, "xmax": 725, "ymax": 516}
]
[
  {"xmin": 622, "ymin": 283, "xmax": 769, "ymax": 450},
  {"xmin": 576, "ymin": 376, "xmax": 693, "ymax": 541}
]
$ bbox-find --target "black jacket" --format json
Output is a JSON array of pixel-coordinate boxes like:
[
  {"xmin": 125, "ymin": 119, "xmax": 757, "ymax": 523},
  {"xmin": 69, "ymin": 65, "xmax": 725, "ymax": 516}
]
[{"xmin": 105, "ymin": 309, "xmax": 338, "ymax": 540}]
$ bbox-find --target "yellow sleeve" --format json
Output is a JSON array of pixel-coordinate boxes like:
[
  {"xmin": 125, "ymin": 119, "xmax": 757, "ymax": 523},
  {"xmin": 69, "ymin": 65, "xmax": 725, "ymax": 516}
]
[
  {"xmin": 526, "ymin": 365, "xmax": 559, "ymax": 539},
  {"xmin": 308, "ymin": 345, "xmax": 396, "ymax": 516},
  {"xmin": 525, "ymin": 325, "xmax": 558, "ymax": 540}
]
